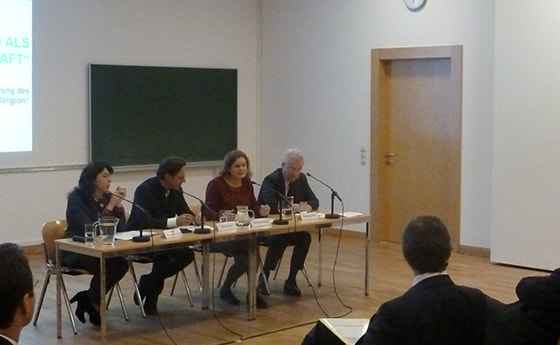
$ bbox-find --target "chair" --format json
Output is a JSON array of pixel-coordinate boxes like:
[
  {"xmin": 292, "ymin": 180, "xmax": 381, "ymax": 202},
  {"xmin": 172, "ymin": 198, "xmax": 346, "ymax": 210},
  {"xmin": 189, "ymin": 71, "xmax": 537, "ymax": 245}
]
[
  {"xmin": 128, "ymin": 253, "xmax": 197, "ymax": 315},
  {"xmin": 260, "ymin": 242, "xmax": 312, "ymax": 291},
  {"xmin": 170, "ymin": 246, "xmax": 202, "ymax": 298},
  {"xmin": 33, "ymin": 220, "xmax": 128, "ymax": 334},
  {"xmin": 214, "ymin": 249, "xmax": 269, "ymax": 292}
]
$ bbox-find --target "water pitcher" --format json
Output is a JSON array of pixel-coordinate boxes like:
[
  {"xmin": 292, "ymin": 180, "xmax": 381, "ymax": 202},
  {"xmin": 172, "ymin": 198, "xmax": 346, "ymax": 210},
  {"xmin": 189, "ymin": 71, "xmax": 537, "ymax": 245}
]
[
  {"xmin": 235, "ymin": 205, "xmax": 254, "ymax": 227},
  {"xmin": 94, "ymin": 216, "xmax": 119, "ymax": 245}
]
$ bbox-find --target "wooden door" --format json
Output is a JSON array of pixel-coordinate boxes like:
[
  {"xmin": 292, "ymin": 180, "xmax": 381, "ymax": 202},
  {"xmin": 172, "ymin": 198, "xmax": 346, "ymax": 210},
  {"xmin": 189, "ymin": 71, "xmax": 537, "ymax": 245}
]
[{"xmin": 371, "ymin": 46, "xmax": 462, "ymax": 249}]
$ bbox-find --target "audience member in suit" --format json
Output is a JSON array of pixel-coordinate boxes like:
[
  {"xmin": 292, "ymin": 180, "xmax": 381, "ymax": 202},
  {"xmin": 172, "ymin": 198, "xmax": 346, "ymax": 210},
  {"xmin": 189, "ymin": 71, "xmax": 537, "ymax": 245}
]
[
  {"xmin": 205, "ymin": 149, "xmax": 270, "ymax": 308},
  {"xmin": 62, "ymin": 161, "xmax": 129, "ymax": 325},
  {"xmin": 302, "ymin": 215, "xmax": 497, "ymax": 345},
  {"xmin": 486, "ymin": 268, "xmax": 560, "ymax": 345},
  {"xmin": 0, "ymin": 243, "xmax": 35, "ymax": 345},
  {"xmin": 125, "ymin": 156, "xmax": 198, "ymax": 315},
  {"xmin": 257, "ymin": 148, "xmax": 319, "ymax": 297}
]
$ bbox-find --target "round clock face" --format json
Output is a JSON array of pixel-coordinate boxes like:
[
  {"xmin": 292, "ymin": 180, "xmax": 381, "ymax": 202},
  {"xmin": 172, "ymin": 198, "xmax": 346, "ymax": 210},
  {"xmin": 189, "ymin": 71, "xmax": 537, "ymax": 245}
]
[{"xmin": 404, "ymin": 0, "xmax": 426, "ymax": 10}]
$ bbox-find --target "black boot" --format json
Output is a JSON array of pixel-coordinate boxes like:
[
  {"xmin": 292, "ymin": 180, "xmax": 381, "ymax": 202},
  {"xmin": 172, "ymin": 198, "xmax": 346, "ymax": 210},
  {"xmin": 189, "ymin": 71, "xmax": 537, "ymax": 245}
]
[
  {"xmin": 69, "ymin": 290, "xmax": 101, "ymax": 326},
  {"xmin": 69, "ymin": 290, "xmax": 89, "ymax": 324}
]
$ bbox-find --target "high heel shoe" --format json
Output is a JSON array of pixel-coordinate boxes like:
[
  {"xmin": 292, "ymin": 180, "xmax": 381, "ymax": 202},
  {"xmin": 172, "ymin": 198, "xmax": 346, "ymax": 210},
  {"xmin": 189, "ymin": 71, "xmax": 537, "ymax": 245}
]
[
  {"xmin": 69, "ymin": 290, "xmax": 101, "ymax": 326},
  {"xmin": 88, "ymin": 307, "xmax": 101, "ymax": 326},
  {"xmin": 69, "ymin": 290, "xmax": 89, "ymax": 324}
]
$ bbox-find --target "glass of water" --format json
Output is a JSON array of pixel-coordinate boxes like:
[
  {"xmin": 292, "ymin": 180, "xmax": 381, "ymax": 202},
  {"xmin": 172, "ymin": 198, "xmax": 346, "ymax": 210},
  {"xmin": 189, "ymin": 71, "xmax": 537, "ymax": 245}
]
[
  {"xmin": 84, "ymin": 224, "xmax": 95, "ymax": 247},
  {"xmin": 281, "ymin": 196, "xmax": 294, "ymax": 218},
  {"xmin": 219, "ymin": 210, "xmax": 230, "ymax": 223}
]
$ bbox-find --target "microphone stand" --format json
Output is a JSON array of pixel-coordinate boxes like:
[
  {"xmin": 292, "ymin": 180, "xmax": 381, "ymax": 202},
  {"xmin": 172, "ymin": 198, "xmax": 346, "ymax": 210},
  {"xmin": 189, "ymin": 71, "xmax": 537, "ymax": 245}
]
[
  {"xmin": 305, "ymin": 172, "xmax": 341, "ymax": 219},
  {"xmin": 182, "ymin": 191, "xmax": 212, "ymax": 234},
  {"xmin": 252, "ymin": 181, "xmax": 292, "ymax": 225},
  {"xmin": 111, "ymin": 193, "xmax": 151, "ymax": 242}
]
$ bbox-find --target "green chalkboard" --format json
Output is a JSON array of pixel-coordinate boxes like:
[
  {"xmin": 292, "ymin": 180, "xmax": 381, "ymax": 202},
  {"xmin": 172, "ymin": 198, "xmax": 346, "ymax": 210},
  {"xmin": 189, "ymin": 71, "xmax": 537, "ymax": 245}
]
[{"xmin": 89, "ymin": 64, "xmax": 237, "ymax": 167}]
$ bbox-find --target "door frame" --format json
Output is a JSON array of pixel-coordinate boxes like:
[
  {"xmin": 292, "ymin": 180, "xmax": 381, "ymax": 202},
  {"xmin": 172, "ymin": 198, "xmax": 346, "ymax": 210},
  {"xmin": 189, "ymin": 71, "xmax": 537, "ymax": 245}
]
[{"xmin": 370, "ymin": 45, "xmax": 463, "ymax": 250}]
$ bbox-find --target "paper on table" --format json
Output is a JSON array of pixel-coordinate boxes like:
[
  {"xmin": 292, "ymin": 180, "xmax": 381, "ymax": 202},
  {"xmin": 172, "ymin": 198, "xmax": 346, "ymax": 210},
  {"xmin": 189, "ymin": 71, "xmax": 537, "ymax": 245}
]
[
  {"xmin": 341, "ymin": 211, "xmax": 363, "ymax": 218},
  {"xmin": 115, "ymin": 230, "xmax": 156, "ymax": 241},
  {"xmin": 319, "ymin": 318, "xmax": 369, "ymax": 344},
  {"xmin": 181, "ymin": 225, "xmax": 214, "ymax": 232}
]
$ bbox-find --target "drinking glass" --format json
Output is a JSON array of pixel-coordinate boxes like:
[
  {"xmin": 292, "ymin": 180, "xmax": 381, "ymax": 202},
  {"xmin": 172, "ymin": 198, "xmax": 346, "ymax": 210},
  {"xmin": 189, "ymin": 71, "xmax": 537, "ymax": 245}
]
[
  {"xmin": 281, "ymin": 196, "xmax": 294, "ymax": 218},
  {"xmin": 84, "ymin": 224, "xmax": 95, "ymax": 247},
  {"xmin": 219, "ymin": 210, "xmax": 230, "ymax": 223}
]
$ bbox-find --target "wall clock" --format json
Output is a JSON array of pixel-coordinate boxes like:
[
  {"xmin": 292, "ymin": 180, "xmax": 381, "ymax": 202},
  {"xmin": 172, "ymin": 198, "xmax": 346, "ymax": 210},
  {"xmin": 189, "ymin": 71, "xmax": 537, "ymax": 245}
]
[{"xmin": 404, "ymin": 0, "xmax": 426, "ymax": 11}]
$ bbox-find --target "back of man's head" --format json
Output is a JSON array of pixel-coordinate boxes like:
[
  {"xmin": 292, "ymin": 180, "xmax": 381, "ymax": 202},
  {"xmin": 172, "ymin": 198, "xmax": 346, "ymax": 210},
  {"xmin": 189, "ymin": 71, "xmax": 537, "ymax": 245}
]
[
  {"xmin": 0, "ymin": 243, "xmax": 34, "ymax": 329},
  {"xmin": 401, "ymin": 215, "xmax": 452, "ymax": 274}
]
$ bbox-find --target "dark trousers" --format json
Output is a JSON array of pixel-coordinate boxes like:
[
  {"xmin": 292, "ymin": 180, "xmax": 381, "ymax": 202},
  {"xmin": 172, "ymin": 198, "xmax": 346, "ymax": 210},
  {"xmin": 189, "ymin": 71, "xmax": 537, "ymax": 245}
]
[
  {"xmin": 62, "ymin": 253, "xmax": 129, "ymax": 305},
  {"xmin": 262, "ymin": 231, "xmax": 311, "ymax": 273},
  {"xmin": 212, "ymin": 239, "xmax": 250, "ymax": 288},
  {"xmin": 140, "ymin": 247, "xmax": 195, "ymax": 294}
]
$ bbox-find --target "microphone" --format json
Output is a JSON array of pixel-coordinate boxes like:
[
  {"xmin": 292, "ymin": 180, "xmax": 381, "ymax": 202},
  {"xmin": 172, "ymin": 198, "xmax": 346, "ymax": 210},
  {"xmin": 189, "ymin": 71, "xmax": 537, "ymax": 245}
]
[
  {"xmin": 110, "ymin": 192, "xmax": 151, "ymax": 242},
  {"xmin": 181, "ymin": 190, "xmax": 212, "ymax": 234},
  {"xmin": 252, "ymin": 181, "xmax": 293, "ymax": 225},
  {"xmin": 305, "ymin": 172, "xmax": 341, "ymax": 219}
]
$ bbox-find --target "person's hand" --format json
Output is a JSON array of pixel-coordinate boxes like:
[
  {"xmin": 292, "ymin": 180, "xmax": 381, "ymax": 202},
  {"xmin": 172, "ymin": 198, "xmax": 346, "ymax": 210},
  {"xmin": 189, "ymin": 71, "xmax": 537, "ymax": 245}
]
[
  {"xmin": 259, "ymin": 205, "xmax": 271, "ymax": 217},
  {"xmin": 176, "ymin": 213, "xmax": 195, "ymax": 226},
  {"xmin": 108, "ymin": 186, "xmax": 127, "ymax": 208},
  {"xmin": 292, "ymin": 203, "xmax": 301, "ymax": 213},
  {"xmin": 194, "ymin": 212, "xmax": 202, "ymax": 225},
  {"xmin": 296, "ymin": 202, "xmax": 312, "ymax": 212}
]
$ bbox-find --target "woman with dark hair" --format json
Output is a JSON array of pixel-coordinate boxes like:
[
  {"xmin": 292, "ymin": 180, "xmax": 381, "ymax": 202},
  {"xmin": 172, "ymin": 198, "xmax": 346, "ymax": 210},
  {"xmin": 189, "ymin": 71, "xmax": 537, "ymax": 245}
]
[
  {"xmin": 62, "ymin": 162, "xmax": 129, "ymax": 326},
  {"xmin": 205, "ymin": 150, "xmax": 270, "ymax": 308}
]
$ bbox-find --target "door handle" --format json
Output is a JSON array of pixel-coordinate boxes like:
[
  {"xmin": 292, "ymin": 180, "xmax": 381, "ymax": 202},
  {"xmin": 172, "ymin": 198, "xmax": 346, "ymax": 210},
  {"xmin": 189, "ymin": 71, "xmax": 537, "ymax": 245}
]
[{"xmin": 384, "ymin": 152, "xmax": 397, "ymax": 165}]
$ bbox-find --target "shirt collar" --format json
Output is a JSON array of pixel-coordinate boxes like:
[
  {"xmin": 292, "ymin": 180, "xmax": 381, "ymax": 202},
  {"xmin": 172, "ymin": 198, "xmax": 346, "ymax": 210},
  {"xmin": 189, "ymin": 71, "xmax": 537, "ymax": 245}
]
[
  {"xmin": 0, "ymin": 334, "xmax": 17, "ymax": 345},
  {"xmin": 412, "ymin": 271, "xmax": 448, "ymax": 287}
]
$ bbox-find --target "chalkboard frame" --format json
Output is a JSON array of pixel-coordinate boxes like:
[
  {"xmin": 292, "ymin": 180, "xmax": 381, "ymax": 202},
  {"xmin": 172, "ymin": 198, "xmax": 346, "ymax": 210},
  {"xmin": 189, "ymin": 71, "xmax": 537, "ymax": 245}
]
[{"xmin": 89, "ymin": 64, "xmax": 237, "ymax": 167}]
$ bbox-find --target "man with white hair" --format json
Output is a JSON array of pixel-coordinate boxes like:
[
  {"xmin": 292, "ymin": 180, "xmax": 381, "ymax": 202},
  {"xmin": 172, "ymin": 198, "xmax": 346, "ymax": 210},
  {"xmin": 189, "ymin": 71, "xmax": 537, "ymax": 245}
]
[{"xmin": 257, "ymin": 148, "xmax": 319, "ymax": 297}]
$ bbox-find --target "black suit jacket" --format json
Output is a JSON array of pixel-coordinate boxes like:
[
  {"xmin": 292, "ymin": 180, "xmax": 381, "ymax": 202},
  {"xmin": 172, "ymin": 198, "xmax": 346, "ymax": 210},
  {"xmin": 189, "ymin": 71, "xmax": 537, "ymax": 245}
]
[
  {"xmin": 486, "ymin": 268, "xmax": 560, "ymax": 345},
  {"xmin": 356, "ymin": 274, "xmax": 488, "ymax": 345},
  {"xmin": 257, "ymin": 168, "xmax": 319, "ymax": 213},
  {"xmin": 0, "ymin": 335, "xmax": 16, "ymax": 345}
]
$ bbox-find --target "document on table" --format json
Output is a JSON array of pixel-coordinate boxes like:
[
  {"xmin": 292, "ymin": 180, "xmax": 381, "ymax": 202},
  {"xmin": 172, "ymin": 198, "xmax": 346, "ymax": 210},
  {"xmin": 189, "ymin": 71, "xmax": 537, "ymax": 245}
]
[
  {"xmin": 341, "ymin": 211, "xmax": 363, "ymax": 218},
  {"xmin": 115, "ymin": 230, "xmax": 157, "ymax": 241},
  {"xmin": 319, "ymin": 318, "xmax": 369, "ymax": 344}
]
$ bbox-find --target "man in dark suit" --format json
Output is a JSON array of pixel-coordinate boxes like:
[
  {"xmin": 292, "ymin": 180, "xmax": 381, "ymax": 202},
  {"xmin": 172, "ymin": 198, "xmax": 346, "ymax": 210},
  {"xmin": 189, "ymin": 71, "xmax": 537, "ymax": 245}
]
[
  {"xmin": 303, "ymin": 215, "xmax": 497, "ymax": 345},
  {"xmin": 125, "ymin": 156, "xmax": 197, "ymax": 315},
  {"xmin": 257, "ymin": 148, "xmax": 319, "ymax": 297},
  {"xmin": 0, "ymin": 243, "xmax": 35, "ymax": 345},
  {"xmin": 302, "ymin": 215, "xmax": 560, "ymax": 345},
  {"xmin": 354, "ymin": 215, "xmax": 494, "ymax": 345},
  {"xmin": 486, "ymin": 268, "xmax": 560, "ymax": 345}
]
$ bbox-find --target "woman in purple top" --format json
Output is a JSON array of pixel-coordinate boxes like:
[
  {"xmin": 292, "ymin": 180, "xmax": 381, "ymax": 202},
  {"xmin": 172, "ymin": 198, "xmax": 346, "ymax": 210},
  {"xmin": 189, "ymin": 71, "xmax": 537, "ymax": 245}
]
[{"xmin": 205, "ymin": 150, "xmax": 270, "ymax": 308}]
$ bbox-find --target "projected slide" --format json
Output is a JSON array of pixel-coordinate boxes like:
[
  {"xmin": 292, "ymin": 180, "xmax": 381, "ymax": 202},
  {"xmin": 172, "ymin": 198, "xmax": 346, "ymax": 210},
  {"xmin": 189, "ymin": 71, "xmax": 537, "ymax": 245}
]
[{"xmin": 0, "ymin": 0, "xmax": 32, "ymax": 153}]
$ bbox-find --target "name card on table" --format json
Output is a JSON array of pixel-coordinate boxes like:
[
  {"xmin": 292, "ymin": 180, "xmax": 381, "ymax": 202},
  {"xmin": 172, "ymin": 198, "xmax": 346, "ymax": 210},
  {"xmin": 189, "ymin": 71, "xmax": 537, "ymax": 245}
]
[
  {"xmin": 250, "ymin": 218, "xmax": 272, "ymax": 228},
  {"xmin": 215, "ymin": 221, "xmax": 237, "ymax": 231},
  {"xmin": 162, "ymin": 228, "xmax": 182, "ymax": 239},
  {"xmin": 299, "ymin": 212, "xmax": 325, "ymax": 221}
]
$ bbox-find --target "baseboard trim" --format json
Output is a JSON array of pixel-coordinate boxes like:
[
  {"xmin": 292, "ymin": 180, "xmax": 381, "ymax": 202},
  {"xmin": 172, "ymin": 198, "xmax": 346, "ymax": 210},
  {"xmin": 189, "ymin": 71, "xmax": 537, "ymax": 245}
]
[
  {"xmin": 457, "ymin": 245, "xmax": 490, "ymax": 258},
  {"xmin": 321, "ymin": 227, "xmax": 366, "ymax": 239},
  {"xmin": 22, "ymin": 244, "xmax": 42, "ymax": 257}
]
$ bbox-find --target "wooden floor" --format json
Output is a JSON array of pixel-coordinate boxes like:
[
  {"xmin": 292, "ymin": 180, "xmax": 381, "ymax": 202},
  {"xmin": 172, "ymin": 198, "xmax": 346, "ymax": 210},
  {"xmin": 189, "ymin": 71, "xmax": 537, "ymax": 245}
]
[{"xmin": 22, "ymin": 230, "xmax": 545, "ymax": 345}]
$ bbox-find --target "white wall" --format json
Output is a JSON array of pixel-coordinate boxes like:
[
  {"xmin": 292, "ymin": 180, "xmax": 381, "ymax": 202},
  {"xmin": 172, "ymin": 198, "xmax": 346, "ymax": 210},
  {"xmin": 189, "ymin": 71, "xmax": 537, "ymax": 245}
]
[
  {"xmin": 491, "ymin": 1, "xmax": 560, "ymax": 270},
  {"xmin": 0, "ymin": 0, "xmax": 260, "ymax": 244},
  {"xmin": 5, "ymin": 1, "xmax": 558, "ymax": 270},
  {"xmin": 259, "ymin": 0, "xmax": 495, "ymax": 247}
]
